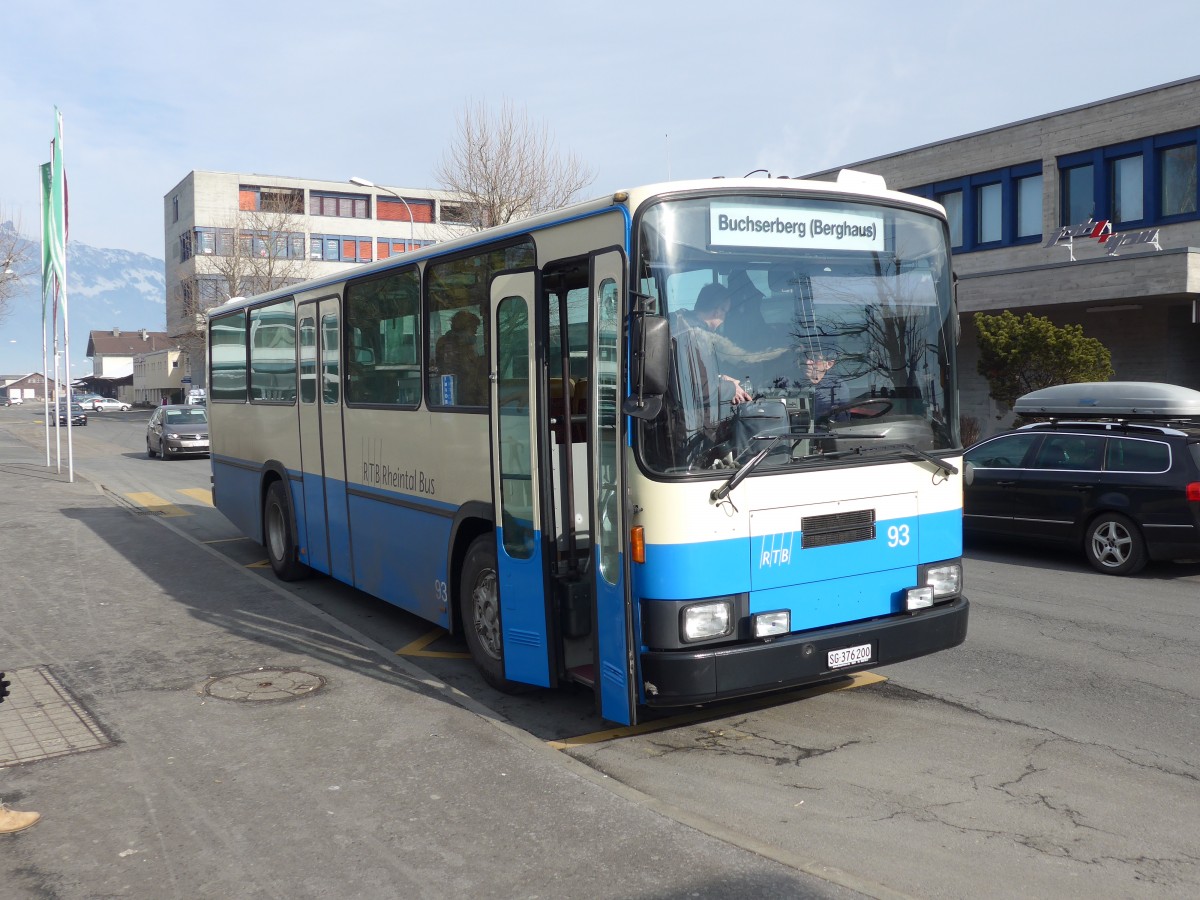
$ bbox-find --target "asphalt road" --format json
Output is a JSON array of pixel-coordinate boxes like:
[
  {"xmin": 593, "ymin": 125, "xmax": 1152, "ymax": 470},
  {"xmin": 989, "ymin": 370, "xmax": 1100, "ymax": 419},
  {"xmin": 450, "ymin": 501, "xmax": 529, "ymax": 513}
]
[{"xmin": 7, "ymin": 406, "xmax": 1199, "ymax": 899}]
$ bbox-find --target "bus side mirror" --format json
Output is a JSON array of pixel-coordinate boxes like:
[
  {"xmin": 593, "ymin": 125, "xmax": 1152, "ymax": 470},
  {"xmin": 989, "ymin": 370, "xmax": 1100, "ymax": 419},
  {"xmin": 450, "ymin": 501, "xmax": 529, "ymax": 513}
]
[{"xmin": 624, "ymin": 314, "xmax": 670, "ymax": 419}]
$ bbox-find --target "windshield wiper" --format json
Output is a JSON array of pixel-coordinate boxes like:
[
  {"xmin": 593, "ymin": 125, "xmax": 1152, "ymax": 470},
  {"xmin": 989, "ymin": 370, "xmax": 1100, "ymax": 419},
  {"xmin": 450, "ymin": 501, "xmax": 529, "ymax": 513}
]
[
  {"xmin": 820, "ymin": 443, "xmax": 959, "ymax": 476},
  {"xmin": 709, "ymin": 429, "xmax": 839, "ymax": 503},
  {"xmin": 711, "ymin": 435, "xmax": 958, "ymax": 503}
]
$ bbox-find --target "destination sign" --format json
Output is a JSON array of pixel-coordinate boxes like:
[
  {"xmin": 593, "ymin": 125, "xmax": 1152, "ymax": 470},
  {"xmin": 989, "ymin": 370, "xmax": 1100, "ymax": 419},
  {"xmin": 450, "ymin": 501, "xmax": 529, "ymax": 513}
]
[{"xmin": 709, "ymin": 203, "xmax": 885, "ymax": 252}]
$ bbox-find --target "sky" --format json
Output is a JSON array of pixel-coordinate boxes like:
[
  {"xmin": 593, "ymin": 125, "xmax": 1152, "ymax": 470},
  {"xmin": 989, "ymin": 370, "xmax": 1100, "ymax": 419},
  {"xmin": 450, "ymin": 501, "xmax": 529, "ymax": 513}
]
[{"xmin": 3, "ymin": 1, "xmax": 1200, "ymax": 261}]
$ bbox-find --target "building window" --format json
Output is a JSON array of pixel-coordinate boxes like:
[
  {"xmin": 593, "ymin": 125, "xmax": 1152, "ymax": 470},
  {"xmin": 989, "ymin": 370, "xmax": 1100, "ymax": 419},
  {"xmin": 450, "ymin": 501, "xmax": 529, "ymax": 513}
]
[
  {"xmin": 1159, "ymin": 143, "xmax": 1197, "ymax": 217},
  {"xmin": 310, "ymin": 191, "xmax": 370, "ymax": 219},
  {"xmin": 378, "ymin": 197, "xmax": 434, "ymax": 223},
  {"xmin": 976, "ymin": 182, "xmax": 1002, "ymax": 243},
  {"xmin": 440, "ymin": 201, "xmax": 483, "ymax": 226},
  {"xmin": 1015, "ymin": 173, "xmax": 1043, "ymax": 238},
  {"xmin": 936, "ymin": 190, "xmax": 963, "ymax": 247},
  {"xmin": 1110, "ymin": 154, "xmax": 1144, "ymax": 223},
  {"xmin": 172, "ymin": 196, "xmax": 179, "ymax": 223},
  {"xmin": 1061, "ymin": 164, "xmax": 1094, "ymax": 225}
]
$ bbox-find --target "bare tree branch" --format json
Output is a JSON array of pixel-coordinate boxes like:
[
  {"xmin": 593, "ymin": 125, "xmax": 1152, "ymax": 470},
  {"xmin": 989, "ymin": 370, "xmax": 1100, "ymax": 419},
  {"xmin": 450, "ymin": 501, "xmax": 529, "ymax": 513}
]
[
  {"xmin": 435, "ymin": 99, "xmax": 595, "ymax": 229},
  {"xmin": 0, "ymin": 215, "xmax": 33, "ymax": 323}
]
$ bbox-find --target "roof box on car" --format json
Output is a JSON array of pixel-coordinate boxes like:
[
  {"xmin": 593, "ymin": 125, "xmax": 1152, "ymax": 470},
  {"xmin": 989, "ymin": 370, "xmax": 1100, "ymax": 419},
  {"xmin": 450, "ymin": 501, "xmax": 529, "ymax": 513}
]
[{"xmin": 1014, "ymin": 382, "xmax": 1200, "ymax": 419}]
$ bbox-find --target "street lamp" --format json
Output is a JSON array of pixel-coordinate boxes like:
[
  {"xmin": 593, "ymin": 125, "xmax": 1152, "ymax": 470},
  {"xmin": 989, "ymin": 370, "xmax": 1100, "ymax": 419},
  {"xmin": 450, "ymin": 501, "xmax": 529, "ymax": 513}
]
[{"xmin": 349, "ymin": 177, "xmax": 415, "ymax": 252}]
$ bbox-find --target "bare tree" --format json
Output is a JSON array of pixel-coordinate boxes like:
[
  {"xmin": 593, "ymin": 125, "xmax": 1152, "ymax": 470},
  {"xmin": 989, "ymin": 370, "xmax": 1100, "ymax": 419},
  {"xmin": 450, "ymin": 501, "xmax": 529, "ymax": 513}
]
[
  {"xmin": 0, "ymin": 216, "xmax": 33, "ymax": 323},
  {"xmin": 435, "ymin": 99, "xmax": 595, "ymax": 229}
]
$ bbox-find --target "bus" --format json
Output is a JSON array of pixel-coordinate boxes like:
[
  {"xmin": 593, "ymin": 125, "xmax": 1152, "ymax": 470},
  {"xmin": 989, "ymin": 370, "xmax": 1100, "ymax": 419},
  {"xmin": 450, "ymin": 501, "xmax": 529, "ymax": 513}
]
[{"xmin": 207, "ymin": 172, "xmax": 969, "ymax": 726}]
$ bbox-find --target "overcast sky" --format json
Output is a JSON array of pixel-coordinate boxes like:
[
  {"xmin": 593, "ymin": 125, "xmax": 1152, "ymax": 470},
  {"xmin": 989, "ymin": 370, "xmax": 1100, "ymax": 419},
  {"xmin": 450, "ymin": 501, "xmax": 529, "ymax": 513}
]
[{"xmin": 3, "ymin": 1, "xmax": 1200, "ymax": 259}]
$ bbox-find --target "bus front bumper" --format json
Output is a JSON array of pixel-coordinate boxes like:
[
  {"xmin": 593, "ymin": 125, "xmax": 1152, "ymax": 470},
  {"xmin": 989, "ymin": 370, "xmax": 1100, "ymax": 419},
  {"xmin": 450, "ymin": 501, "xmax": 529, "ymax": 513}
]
[{"xmin": 639, "ymin": 596, "xmax": 968, "ymax": 708}]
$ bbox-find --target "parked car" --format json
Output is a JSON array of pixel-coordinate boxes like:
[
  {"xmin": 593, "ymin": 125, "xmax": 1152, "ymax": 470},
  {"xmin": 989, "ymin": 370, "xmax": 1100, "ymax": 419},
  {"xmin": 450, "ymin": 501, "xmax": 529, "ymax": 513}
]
[
  {"xmin": 90, "ymin": 397, "xmax": 132, "ymax": 412},
  {"xmin": 146, "ymin": 404, "xmax": 209, "ymax": 458},
  {"xmin": 4, "ymin": 396, "xmax": 23, "ymax": 406},
  {"xmin": 963, "ymin": 382, "xmax": 1200, "ymax": 575},
  {"xmin": 52, "ymin": 403, "xmax": 89, "ymax": 427}
]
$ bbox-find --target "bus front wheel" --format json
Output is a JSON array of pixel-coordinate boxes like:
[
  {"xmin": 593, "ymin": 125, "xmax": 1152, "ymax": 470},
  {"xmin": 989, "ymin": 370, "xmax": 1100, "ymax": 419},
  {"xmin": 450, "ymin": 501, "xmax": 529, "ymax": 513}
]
[
  {"xmin": 460, "ymin": 535, "xmax": 525, "ymax": 693},
  {"xmin": 264, "ymin": 480, "xmax": 309, "ymax": 582}
]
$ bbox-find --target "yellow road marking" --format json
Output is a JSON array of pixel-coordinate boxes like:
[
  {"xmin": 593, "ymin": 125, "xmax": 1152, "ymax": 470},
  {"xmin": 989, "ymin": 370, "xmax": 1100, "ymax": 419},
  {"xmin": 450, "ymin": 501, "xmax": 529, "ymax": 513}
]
[
  {"xmin": 202, "ymin": 536, "xmax": 253, "ymax": 545},
  {"xmin": 177, "ymin": 488, "xmax": 213, "ymax": 506},
  {"xmin": 546, "ymin": 671, "xmax": 888, "ymax": 750},
  {"xmin": 396, "ymin": 627, "xmax": 472, "ymax": 660},
  {"xmin": 125, "ymin": 492, "xmax": 188, "ymax": 517},
  {"xmin": 246, "ymin": 559, "xmax": 272, "ymax": 569}
]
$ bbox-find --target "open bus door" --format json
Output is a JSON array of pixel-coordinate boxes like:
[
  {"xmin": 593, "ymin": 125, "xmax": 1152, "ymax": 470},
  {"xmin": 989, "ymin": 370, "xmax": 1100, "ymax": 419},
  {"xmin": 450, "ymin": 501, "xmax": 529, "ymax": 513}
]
[
  {"xmin": 489, "ymin": 270, "xmax": 552, "ymax": 688},
  {"xmin": 589, "ymin": 250, "xmax": 636, "ymax": 725},
  {"xmin": 488, "ymin": 257, "xmax": 636, "ymax": 724}
]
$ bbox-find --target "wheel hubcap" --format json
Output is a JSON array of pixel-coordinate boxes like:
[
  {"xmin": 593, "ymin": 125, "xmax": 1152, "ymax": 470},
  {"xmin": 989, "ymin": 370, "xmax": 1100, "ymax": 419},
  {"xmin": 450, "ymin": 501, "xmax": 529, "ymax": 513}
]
[
  {"xmin": 1092, "ymin": 522, "xmax": 1131, "ymax": 567},
  {"xmin": 471, "ymin": 568, "xmax": 502, "ymax": 661},
  {"xmin": 266, "ymin": 504, "xmax": 285, "ymax": 561}
]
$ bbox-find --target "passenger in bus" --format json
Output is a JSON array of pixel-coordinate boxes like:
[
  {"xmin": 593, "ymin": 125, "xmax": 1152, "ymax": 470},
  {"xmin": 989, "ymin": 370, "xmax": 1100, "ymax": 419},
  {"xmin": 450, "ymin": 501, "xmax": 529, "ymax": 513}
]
[
  {"xmin": 435, "ymin": 310, "xmax": 486, "ymax": 405},
  {"xmin": 670, "ymin": 284, "xmax": 753, "ymax": 443}
]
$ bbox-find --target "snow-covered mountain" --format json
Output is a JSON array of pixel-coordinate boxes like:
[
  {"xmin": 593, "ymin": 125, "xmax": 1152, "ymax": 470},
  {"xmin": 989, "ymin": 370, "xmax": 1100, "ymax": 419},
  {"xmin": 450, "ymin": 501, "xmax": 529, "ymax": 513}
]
[{"xmin": 0, "ymin": 222, "xmax": 165, "ymax": 377}]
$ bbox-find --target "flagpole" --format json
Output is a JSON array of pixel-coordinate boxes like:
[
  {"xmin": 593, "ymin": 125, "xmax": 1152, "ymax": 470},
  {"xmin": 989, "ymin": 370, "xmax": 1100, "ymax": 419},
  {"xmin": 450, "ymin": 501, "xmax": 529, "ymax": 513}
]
[
  {"xmin": 39, "ymin": 162, "xmax": 52, "ymax": 466},
  {"xmin": 56, "ymin": 111, "xmax": 73, "ymax": 481},
  {"xmin": 46, "ymin": 109, "xmax": 73, "ymax": 480}
]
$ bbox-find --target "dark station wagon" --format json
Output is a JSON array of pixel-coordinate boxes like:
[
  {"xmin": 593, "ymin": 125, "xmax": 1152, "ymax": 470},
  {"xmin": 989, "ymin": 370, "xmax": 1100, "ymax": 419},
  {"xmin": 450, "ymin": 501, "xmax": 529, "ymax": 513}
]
[{"xmin": 963, "ymin": 383, "xmax": 1200, "ymax": 575}]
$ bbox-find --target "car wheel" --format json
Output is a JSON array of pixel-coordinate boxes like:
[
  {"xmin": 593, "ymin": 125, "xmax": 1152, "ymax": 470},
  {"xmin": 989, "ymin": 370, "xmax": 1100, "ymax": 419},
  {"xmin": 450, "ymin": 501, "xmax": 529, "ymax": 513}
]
[
  {"xmin": 263, "ymin": 480, "xmax": 309, "ymax": 582},
  {"xmin": 146, "ymin": 438, "xmax": 157, "ymax": 459},
  {"xmin": 1084, "ymin": 512, "xmax": 1147, "ymax": 576},
  {"xmin": 459, "ymin": 534, "xmax": 528, "ymax": 693}
]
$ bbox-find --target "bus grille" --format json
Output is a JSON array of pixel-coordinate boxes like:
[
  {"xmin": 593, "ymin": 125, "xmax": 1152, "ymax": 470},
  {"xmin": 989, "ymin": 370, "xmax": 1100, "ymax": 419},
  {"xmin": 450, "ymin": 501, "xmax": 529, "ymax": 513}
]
[{"xmin": 801, "ymin": 509, "xmax": 876, "ymax": 549}]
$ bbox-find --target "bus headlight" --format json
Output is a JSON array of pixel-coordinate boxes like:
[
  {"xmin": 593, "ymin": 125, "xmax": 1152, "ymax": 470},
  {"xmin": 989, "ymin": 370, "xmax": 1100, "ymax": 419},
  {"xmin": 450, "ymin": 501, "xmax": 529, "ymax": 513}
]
[
  {"xmin": 919, "ymin": 560, "xmax": 962, "ymax": 600},
  {"xmin": 680, "ymin": 600, "xmax": 733, "ymax": 643},
  {"xmin": 753, "ymin": 610, "xmax": 790, "ymax": 638}
]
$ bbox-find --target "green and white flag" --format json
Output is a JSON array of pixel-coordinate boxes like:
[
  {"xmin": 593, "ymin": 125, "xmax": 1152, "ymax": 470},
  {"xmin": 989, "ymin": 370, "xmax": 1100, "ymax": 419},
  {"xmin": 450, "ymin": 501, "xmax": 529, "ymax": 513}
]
[
  {"xmin": 39, "ymin": 161, "xmax": 52, "ymax": 317},
  {"xmin": 47, "ymin": 108, "xmax": 67, "ymax": 313}
]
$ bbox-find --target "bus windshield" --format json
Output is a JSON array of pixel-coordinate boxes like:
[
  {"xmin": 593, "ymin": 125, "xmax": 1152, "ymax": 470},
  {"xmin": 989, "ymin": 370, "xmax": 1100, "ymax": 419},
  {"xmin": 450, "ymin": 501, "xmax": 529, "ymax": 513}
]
[{"xmin": 635, "ymin": 194, "xmax": 958, "ymax": 475}]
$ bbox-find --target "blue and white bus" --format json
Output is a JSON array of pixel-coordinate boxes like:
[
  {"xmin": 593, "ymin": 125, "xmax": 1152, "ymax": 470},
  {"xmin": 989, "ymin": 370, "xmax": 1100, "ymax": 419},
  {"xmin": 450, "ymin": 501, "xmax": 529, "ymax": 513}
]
[{"xmin": 208, "ymin": 173, "xmax": 968, "ymax": 726}]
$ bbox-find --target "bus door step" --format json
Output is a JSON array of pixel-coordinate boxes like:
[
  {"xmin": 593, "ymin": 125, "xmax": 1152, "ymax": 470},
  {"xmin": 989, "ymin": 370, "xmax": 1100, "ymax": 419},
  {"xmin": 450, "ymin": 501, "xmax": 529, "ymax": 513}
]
[{"xmin": 566, "ymin": 664, "xmax": 595, "ymax": 686}]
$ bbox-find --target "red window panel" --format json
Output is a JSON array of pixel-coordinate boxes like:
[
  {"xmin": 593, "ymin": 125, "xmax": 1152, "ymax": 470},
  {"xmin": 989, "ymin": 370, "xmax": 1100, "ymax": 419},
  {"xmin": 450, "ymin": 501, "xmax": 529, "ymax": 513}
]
[
  {"xmin": 378, "ymin": 198, "xmax": 410, "ymax": 222},
  {"xmin": 377, "ymin": 241, "xmax": 390, "ymax": 259},
  {"xmin": 378, "ymin": 198, "xmax": 435, "ymax": 223},
  {"xmin": 357, "ymin": 241, "xmax": 372, "ymax": 261},
  {"xmin": 239, "ymin": 190, "xmax": 258, "ymax": 211},
  {"xmin": 342, "ymin": 239, "xmax": 356, "ymax": 259}
]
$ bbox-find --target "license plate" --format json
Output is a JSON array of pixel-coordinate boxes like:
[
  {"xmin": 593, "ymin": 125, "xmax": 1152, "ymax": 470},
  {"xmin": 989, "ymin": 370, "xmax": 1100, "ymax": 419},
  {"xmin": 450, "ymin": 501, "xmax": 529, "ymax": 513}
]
[{"xmin": 828, "ymin": 642, "xmax": 872, "ymax": 669}]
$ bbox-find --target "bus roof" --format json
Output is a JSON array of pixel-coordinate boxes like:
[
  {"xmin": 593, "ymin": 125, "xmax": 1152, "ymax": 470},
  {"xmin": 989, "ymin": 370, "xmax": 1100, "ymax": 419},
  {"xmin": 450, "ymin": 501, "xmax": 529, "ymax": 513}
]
[
  {"xmin": 1014, "ymin": 382, "xmax": 1200, "ymax": 419},
  {"xmin": 207, "ymin": 173, "xmax": 946, "ymax": 318}
]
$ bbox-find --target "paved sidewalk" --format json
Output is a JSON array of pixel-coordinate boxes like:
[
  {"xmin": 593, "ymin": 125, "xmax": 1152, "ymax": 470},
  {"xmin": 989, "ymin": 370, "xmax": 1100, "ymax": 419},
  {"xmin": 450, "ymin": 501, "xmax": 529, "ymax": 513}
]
[{"xmin": 0, "ymin": 424, "xmax": 861, "ymax": 900}]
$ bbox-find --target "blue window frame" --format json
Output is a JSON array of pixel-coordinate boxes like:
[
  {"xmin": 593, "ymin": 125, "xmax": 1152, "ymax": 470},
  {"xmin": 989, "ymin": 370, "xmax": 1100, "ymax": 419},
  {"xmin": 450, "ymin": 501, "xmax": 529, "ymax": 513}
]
[
  {"xmin": 1056, "ymin": 128, "xmax": 1200, "ymax": 229},
  {"xmin": 908, "ymin": 161, "xmax": 1042, "ymax": 253}
]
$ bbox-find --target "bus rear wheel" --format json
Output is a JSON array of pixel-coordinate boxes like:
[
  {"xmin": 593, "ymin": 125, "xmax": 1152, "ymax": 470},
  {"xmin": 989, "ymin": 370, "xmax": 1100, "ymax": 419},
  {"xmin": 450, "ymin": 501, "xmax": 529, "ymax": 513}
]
[
  {"xmin": 264, "ymin": 480, "xmax": 309, "ymax": 582},
  {"xmin": 460, "ymin": 535, "xmax": 525, "ymax": 693}
]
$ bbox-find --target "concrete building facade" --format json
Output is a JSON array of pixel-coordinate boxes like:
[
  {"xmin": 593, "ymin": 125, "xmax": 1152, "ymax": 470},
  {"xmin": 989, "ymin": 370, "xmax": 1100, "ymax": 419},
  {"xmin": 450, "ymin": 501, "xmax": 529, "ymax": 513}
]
[
  {"xmin": 810, "ymin": 77, "xmax": 1200, "ymax": 437},
  {"xmin": 163, "ymin": 171, "xmax": 473, "ymax": 384},
  {"xmin": 132, "ymin": 347, "xmax": 189, "ymax": 406}
]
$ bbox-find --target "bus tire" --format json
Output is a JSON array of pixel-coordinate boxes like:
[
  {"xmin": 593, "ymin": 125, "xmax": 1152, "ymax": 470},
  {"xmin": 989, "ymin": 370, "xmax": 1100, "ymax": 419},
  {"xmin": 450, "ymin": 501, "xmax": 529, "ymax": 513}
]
[
  {"xmin": 459, "ymin": 535, "xmax": 525, "ymax": 693},
  {"xmin": 264, "ymin": 480, "xmax": 309, "ymax": 582}
]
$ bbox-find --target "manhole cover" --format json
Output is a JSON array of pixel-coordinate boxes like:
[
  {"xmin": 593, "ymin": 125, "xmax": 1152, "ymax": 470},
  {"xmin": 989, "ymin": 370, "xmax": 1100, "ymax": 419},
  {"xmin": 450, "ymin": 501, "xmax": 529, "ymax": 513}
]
[{"xmin": 202, "ymin": 668, "xmax": 326, "ymax": 703}]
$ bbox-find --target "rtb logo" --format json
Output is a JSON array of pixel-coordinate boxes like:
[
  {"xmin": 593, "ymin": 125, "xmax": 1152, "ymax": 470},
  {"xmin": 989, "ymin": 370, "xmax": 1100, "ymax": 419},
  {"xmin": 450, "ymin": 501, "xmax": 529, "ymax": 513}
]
[{"xmin": 758, "ymin": 531, "xmax": 797, "ymax": 568}]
